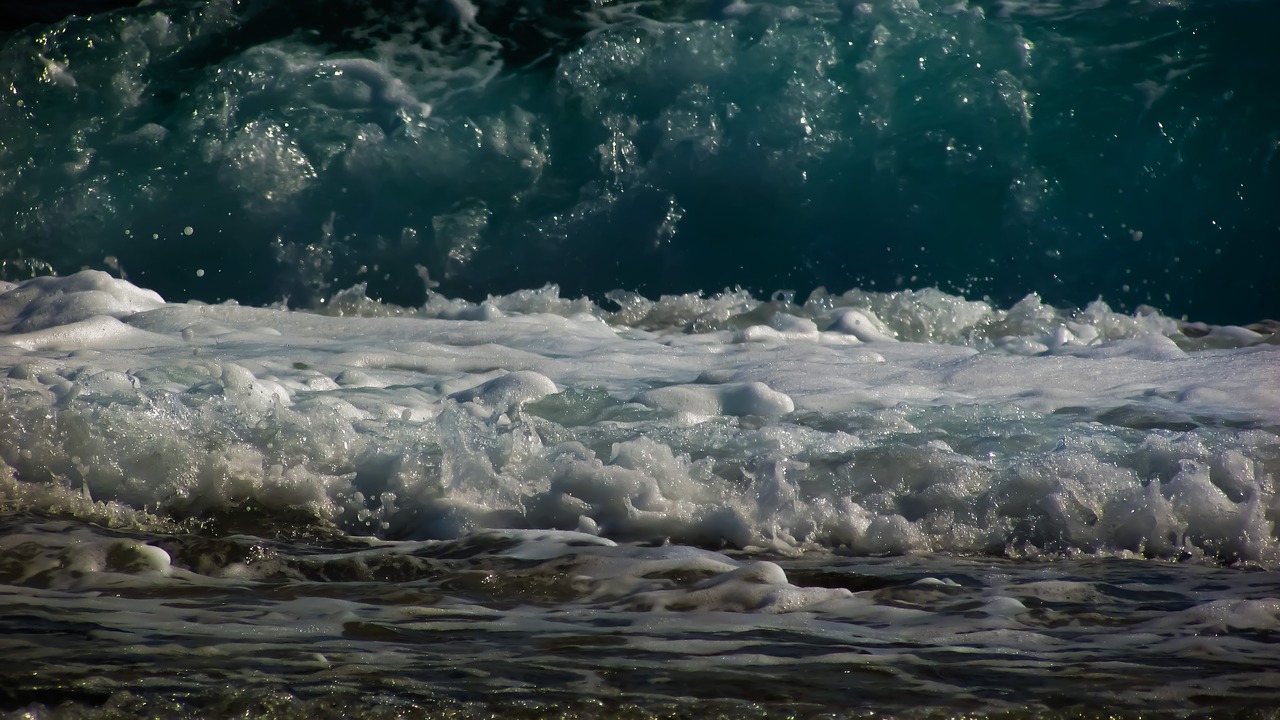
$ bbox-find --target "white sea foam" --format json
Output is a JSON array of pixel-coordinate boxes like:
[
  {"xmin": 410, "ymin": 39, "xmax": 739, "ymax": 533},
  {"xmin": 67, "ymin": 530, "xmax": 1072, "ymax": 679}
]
[{"xmin": 0, "ymin": 271, "xmax": 1277, "ymax": 562}]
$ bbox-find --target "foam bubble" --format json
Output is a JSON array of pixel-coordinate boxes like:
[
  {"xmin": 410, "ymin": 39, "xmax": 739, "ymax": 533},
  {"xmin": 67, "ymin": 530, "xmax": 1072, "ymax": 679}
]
[
  {"xmin": 633, "ymin": 381, "xmax": 795, "ymax": 418},
  {"xmin": 0, "ymin": 270, "xmax": 165, "ymax": 333},
  {"xmin": 449, "ymin": 370, "xmax": 559, "ymax": 412},
  {"xmin": 0, "ymin": 273, "xmax": 1276, "ymax": 562},
  {"xmin": 826, "ymin": 308, "xmax": 897, "ymax": 342}
]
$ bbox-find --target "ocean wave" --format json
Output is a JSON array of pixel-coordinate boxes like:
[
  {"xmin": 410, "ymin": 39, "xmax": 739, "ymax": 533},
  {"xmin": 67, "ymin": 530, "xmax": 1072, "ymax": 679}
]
[{"xmin": 2, "ymin": 271, "xmax": 1276, "ymax": 564}]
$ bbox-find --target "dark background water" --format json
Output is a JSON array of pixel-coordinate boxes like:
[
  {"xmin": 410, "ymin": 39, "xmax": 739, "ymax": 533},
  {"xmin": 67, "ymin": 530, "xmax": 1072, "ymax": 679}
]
[{"xmin": 1, "ymin": 0, "xmax": 1277, "ymax": 323}]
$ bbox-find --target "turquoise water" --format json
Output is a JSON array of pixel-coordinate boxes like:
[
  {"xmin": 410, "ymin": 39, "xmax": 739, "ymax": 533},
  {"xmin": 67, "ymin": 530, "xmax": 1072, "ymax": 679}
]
[{"xmin": 2, "ymin": 0, "xmax": 1277, "ymax": 321}]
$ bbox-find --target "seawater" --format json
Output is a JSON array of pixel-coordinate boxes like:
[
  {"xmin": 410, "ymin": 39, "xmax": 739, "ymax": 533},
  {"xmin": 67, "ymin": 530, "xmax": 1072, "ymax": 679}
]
[
  {"xmin": 2, "ymin": 1, "xmax": 1280, "ymax": 718},
  {"xmin": 1, "ymin": 271, "xmax": 1278, "ymax": 718},
  {"xmin": 2, "ymin": 0, "xmax": 1279, "ymax": 321}
]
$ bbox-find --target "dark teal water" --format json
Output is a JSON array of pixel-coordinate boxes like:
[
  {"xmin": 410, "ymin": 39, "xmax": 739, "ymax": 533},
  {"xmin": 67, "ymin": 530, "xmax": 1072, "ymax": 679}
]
[{"xmin": 1, "ymin": 0, "xmax": 1277, "ymax": 322}]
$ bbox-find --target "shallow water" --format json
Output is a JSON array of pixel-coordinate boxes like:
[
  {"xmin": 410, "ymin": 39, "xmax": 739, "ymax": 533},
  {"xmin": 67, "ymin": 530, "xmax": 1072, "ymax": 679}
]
[
  {"xmin": 6, "ymin": 516, "xmax": 1280, "ymax": 718},
  {"xmin": 1, "ymin": 272, "xmax": 1278, "ymax": 718}
]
